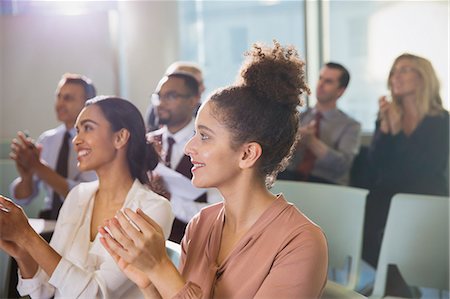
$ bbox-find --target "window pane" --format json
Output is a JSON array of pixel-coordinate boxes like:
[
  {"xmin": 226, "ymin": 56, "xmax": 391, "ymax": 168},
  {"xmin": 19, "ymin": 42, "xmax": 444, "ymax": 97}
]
[
  {"xmin": 178, "ymin": 0, "xmax": 305, "ymax": 99},
  {"xmin": 329, "ymin": 1, "xmax": 449, "ymax": 133}
]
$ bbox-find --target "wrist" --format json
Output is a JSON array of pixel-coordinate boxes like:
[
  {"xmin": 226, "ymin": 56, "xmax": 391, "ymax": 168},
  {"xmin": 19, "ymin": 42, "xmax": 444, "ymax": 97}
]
[{"xmin": 17, "ymin": 224, "xmax": 38, "ymax": 248}]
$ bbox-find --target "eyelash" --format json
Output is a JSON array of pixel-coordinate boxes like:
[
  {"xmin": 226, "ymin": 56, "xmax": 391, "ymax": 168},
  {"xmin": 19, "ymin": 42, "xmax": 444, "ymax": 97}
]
[{"xmin": 193, "ymin": 130, "xmax": 209, "ymax": 141}]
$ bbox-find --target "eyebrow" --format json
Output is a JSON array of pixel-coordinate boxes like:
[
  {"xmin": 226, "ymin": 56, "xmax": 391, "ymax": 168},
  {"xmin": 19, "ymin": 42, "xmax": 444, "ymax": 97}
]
[
  {"xmin": 197, "ymin": 124, "xmax": 216, "ymax": 135},
  {"xmin": 77, "ymin": 119, "xmax": 99, "ymax": 127}
]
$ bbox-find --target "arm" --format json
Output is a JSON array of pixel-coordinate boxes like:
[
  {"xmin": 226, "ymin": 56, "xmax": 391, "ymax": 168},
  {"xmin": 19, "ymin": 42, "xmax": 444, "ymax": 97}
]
[
  {"xmin": 254, "ymin": 227, "xmax": 328, "ymax": 299},
  {"xmin": 32, "ymin": 162, "xmax": 69, "ymax": 198},
  {"xmin": 312, "ymin": 121, "xmax": 362, "ymax": 178},
  {"xmin": 9, "ymin": 132, "xmax": 40, "ymax": 200}
]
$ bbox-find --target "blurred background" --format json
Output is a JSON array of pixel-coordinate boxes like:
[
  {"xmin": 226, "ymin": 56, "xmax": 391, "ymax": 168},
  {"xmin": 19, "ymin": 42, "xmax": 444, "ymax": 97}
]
[{"xmin": 0, "ymin": 0, "xmax": 448, "ymax": 159}]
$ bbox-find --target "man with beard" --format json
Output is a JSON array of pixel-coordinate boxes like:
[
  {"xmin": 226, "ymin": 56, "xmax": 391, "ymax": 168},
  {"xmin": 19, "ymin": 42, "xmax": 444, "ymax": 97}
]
[
  {"xmin": 147, "ymin": 72, "xmax": 221, "ymax": 243},
  {"xmin": 279, "ymin": 62, "xmax": 361, "ymax": 185}
]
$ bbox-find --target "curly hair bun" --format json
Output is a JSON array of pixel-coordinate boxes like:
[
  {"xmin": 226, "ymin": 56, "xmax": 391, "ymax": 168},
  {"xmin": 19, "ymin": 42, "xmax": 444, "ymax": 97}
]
[{"xmin": 238, "ymin": 40, "xmax": 310, "ymax": 110}]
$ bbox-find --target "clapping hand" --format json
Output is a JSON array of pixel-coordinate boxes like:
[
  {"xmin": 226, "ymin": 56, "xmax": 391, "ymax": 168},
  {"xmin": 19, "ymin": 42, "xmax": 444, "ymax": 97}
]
[
  {"xmin": 99, "ymin": 208, "xmax": 169, "ymax": 288},
  {"xmin": 378, "ymin": 96, "xmax": 402, "ymax": 135},
  {"xmin": 10, "ymin": 131, "xmax": 41, "ymax": 177},
  {"xmin": 0, "ymin": 195, "xmax": 33, "ymax": 260}
]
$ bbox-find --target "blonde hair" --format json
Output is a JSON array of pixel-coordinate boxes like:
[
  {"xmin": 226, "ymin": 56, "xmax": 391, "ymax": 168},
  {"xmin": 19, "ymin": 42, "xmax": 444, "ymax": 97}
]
[{"xmin": 388, "ymin": 53, "xmax": 444, "ymax": 118}]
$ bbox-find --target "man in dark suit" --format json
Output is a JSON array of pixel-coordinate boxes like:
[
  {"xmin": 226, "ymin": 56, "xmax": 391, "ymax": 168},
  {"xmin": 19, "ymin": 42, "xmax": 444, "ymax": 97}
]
[{"xmin": 147, "ymin": 72, "xmax": 221, "ymax": 243}]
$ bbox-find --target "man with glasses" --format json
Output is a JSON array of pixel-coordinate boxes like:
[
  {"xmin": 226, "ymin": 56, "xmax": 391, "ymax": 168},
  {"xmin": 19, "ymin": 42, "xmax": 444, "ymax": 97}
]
[
  {"xmin": 147, "ymin": 72, "xmax": 221, "ymax": 243},
  {"xmin": 145, "ymin": 61, "xmax": 205, "ymax": 132}
]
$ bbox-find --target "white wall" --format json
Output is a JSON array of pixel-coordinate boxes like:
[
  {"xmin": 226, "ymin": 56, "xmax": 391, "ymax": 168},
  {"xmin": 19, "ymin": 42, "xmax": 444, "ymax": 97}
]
[{"xmin": 0, "ymin": 2, "xmax": 179, "ymax": 143}]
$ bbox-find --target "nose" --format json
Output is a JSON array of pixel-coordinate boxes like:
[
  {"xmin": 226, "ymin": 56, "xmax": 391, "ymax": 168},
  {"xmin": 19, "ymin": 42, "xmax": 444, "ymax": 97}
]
[
  {"xmin": 184, "ymin": 135, "xmax": 196, "ymax": 157},
  {"xmin": 72, "ymin": 132, "xmax": 81, "ymax": 147}
]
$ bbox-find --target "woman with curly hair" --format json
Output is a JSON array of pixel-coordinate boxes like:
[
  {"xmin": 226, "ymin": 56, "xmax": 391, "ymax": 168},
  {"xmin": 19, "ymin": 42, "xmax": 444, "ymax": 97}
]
[{"xmin": 99, "ymin": 42, "xmax": 328, "ymax": 299}]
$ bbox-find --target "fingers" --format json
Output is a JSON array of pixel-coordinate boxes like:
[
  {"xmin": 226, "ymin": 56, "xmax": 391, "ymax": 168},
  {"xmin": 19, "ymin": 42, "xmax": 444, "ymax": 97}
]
[
  {"xmin": 0, "ymin": 195, "xmax": 15, "ymax": 210},
  {"xmin": 99, "ymin": 230, "xmax": 124, "ymax": 264},
  {"xmin": 116, "ymin": 211, "xmax": 143, "ymax": 240},
  {"xmin": 134, "ymin": 208, "xmax": 164, "ymax": 236}
]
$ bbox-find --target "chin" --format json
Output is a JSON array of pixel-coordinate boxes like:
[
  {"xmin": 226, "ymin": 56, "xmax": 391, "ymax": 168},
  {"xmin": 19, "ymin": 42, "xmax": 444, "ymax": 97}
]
[{"xmin": 192, "ymin": 177, "xmax": 209, "ymax": 189}]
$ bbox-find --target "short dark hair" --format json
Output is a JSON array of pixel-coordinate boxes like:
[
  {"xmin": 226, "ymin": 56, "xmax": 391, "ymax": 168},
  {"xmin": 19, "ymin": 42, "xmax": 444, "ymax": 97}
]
[
  {"xmin": 60, "ymin": 73, "xmax": 97, "ymax": 100},
  {"xmin": 324, "ymin": 62, "xmax": 350, "ymax": 88},
  {"xmin": 166, "ymin": 72, "xmax": 200, "ymax": 97},
  {"xmin": 85, "ymin": 96, "xmax": 159, "ymax": 184}
]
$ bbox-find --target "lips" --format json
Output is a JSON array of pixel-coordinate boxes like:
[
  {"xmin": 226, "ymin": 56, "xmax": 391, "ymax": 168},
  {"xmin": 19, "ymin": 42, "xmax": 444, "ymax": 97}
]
[
  {"xmin": 77, "ymin": 149, "xmax": 91, "ymax": 160},
  {"xmin": 191, "ymin": 161, "xmax": 205, "ymax": 172}
]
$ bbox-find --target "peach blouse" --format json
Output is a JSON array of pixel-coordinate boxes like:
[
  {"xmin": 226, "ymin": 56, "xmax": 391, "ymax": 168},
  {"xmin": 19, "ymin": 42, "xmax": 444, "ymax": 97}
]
[{"xmin": 175, "ymin": 195, "xmax": 328, "ymax": 299}]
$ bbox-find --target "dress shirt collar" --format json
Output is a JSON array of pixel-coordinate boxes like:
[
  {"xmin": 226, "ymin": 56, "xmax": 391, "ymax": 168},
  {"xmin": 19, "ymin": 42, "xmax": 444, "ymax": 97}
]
[
  {"xmin": 161, "ymin": 118, "xmax": 195, "ymax": 144},
  {"xmin": 312, "ymin": 107, "xmax": 339, "ymax": 120}
]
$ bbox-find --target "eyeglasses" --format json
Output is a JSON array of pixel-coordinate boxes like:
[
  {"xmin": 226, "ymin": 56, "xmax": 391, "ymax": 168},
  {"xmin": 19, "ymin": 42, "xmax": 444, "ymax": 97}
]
[
  {"xmin": 151, "ymin": 91, "xmax": 193, "ymax": 105},
  {"xmin": 390, "ymin": 66, "xmax": 417, "ymax": 76}
]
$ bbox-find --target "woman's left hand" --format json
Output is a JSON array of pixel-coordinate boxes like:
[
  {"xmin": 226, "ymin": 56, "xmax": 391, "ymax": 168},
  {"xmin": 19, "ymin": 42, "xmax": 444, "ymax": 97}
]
[{"xmin": 0, "ymin": 195, "xmax": 32, "ymax": 244}]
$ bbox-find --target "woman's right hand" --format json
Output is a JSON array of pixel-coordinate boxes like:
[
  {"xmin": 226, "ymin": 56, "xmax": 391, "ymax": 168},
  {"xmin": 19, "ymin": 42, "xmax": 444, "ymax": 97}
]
[
  {"xmin": 99, "ymin": 225, "xmax": 152, "ymax": 289},
  {"xmin": 378, "ymin": 96, "xmax": 401, "ymax": 135},
  {"xmin": 99, "ymin": 208, "xmax": 170, "ymax": 276}
]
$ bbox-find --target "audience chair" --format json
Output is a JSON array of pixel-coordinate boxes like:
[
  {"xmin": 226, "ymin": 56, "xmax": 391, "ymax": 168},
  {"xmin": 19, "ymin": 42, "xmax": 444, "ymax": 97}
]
[
  {"xmin": 323, "ymin": 280, "xmax": 367, "ymax": 299},
  {"xmin": 166, "ymin": 240, "xmax": 181, "ymax": 268},
  {"xmin": 370, "ymin": 193, "xmax": 449, "ymax": 299},
  {"xmin": 271, "ymin": 180, "xmax": 368, "ymax": 290}
]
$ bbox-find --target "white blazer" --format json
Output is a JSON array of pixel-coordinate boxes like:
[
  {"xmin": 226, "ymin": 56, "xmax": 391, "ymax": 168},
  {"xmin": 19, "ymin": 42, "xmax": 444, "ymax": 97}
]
[{"xmin": 17, "ymin": 179, "xmax": 174, "ymax": 299}]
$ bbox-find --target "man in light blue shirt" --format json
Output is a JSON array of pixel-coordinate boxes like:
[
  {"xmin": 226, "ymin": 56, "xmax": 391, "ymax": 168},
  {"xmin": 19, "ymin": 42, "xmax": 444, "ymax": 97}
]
[{"xmin": 9, "ymin": 73, "xmax": 97, "ymax": 219}]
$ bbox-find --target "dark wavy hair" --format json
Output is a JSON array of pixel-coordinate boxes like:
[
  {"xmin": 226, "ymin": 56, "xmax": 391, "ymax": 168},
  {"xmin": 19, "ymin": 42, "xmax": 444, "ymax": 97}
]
[
  {"xmin": 85, "ymin": 96, "xmax": 159, "ymax": 184},
  {"xmin": 209, "ymin": 41, "xmax": 310, "ymax": 187}
]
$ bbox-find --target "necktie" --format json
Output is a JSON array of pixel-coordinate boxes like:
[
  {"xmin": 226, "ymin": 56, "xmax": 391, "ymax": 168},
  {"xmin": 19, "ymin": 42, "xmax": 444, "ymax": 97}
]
[
  {"xmin": 297, "ymin": 112, "xmax": 323, "ymax": 179},
  {"xmin": 50, "ymin": 131, "xmax": 70, "ymax": 219},
  {"xmin": 165, "ymin": 137, "xmax": 176, "ymax": 168}
]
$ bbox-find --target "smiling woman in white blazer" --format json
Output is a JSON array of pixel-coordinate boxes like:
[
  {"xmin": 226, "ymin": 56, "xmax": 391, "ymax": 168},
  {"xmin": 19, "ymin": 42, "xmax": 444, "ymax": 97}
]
[{"xmin": 0, "ymin": 96, "xmax": 174, "ymax": 299}]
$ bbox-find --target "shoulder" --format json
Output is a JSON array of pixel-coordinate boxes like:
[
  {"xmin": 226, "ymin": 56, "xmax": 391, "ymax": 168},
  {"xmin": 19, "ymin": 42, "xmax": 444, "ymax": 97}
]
[
  {"xmin": 65, "ymin": 181, "xmax": 99, "ymax": 203},
  {"xmin": 37, "ymin": 125, "xmax": 64, "ymax": 142},
  {"xmin": 268, "ymin": 198, "xmax": 327, "ymax": 249},
  {"xmin": 188, "ymin": 202, "xmax": 223, "ymax": 229},
  {"xmin": 336, "ymin": 109, "xmax": 360, "ymax": 125},
  {"xmin": 59, "ymin": 181, "xmax": 99, "ymax": 219},
  {"xmin": 127, "ymin": 180, "xmax": 172, "ymax": 213},
  {"xmin": 146, "ymin": 128, "xmax": 164, "ymax": 139},
  {"xmin": 425, "ymin": 111, "xmax": 449, "ymax": 125}
]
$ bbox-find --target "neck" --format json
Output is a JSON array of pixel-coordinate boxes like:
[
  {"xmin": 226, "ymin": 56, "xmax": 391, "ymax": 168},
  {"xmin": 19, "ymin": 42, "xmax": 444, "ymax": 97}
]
[
  {"xmin": 401, "ymin": 96, "xmax": 418, "ymax": 116},
  {"xmin": 220, "ymin": 174, "xmax": 275, "ymax": 233},
  {"xmin": 167, "ymin": 118, "xmax": 192, "ymax": 134},
  {"xmin": 64, "ymin": 123, "xmax": 74, "ymax": 130},
  {"xmin": 315, "ymin": 100, "xmax": 337, "ymax": 112},
  {"xmin": 96, "ymin": 157, "xmax": 134, "ymax": 204}
]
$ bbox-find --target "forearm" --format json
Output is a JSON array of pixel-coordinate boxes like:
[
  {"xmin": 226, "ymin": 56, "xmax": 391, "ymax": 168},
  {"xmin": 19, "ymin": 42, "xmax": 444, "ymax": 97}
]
[
  {"xmin": 308, "ymin": 138, "xmax": 328, "ymax": 159},
  {"xmin": 18, "ymin": 227, "xmax": 61, "ymax": 278},
  {"xmin": 147, "ymin": 258, "xmax": 186, "ymax": 299},
  {"xmin": 13, "ymin": 176, "xmax": 34, "ymax": 199},
  {"xmin": 16, "ymin": 251, "xmax": 39, "ymax": 278},
  {"xmin": 34, "ymin": 162, "xmax": 69, "ymax": 198}
]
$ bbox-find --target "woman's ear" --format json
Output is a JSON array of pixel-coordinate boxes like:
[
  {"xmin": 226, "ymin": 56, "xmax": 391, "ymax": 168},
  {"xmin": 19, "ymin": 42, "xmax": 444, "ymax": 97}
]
[
  {"xmin": 239, "ymin": 142, "xmax": 262, "ymax": 169},
  {"xmin": 114, "ymin": 128, "xmax": 130, "ymax": 149}
]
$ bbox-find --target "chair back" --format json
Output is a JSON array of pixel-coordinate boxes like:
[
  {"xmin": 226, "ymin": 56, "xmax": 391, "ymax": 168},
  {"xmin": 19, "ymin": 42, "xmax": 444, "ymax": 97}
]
[
  {"xmin": 271, "ymin": 180, "xmax": 368, "ymax": 290},
  {"xmin": 166, "ymin": 240, "xmax": 182, "ymax": 268},
  {"xmin": 372, "ymin": 193, "xmax": 449, "ymax": 297}
]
